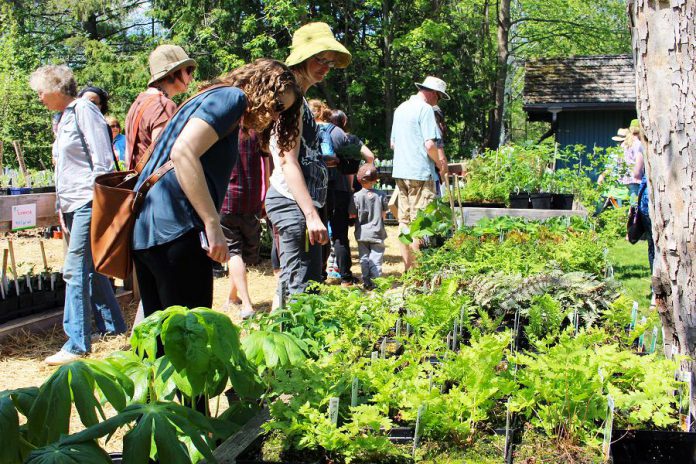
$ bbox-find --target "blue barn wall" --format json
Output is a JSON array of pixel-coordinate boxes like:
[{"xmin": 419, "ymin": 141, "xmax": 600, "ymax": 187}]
[{"xmin": 557, "ymin": 110, "xmax": 637, "ymax": 150}]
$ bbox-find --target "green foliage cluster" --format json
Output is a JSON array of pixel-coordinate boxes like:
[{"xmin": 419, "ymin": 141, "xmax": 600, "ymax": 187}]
[
  {"xmin": 450, "ymin": 143, "xmax": 616, "ymax": 206},
  {"xmin": 406, "ymin": 215, "xmax": 607, "ymax": 287},
  {"xmin": 0, "ymin": 306, "xmax": 310, "ymax": 463}
]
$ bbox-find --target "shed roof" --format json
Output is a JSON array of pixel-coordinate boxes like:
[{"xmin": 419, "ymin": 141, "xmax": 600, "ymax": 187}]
[{"xmin": 523, "ymin": 55, "xmax": 636, "ymax": 114}]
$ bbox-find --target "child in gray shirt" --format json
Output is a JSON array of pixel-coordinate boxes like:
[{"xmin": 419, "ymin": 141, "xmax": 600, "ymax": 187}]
[{"xmin": 350, "ymin": 164, "xmax": 388, "ymax": 290}]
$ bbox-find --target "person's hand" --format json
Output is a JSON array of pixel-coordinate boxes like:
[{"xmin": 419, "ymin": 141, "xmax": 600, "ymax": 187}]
[
  {"xmin": 305, "ymin": 213, "xmax": 328, "ymax": 246},
  {"xmin": 323, "ymin": 155, "xmax": 339, "ymax": 168},
  {"xmin": 204, "ymin": 221, "xmax": 229, "ymax": 263}
]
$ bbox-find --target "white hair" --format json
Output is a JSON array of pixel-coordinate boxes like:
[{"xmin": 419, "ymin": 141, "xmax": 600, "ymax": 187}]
[{"xmin": 29, "ymin": 65, "xmax": 77, "ymax": 97}]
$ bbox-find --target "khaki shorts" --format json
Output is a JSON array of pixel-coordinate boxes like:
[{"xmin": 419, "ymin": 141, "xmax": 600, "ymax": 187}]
[{"xmin": 395, "ymin": 178, "xmax": 436, "ymax": 228}]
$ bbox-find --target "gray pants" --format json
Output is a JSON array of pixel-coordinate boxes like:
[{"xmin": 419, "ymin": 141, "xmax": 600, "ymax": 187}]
[
  {"xmin": 265, "ymin": 188, "xmax": 323, "ymax": 299},
  {"xmin": 358, "ymin": 241, "xmax": 385, "ymax": 286}
]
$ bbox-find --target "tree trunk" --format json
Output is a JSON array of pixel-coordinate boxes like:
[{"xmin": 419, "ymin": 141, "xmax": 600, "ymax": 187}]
[
  {"xmin": 382, "ymin": 0, "xmax": 394, "ymax": 146},
  {"xmin": 629, "ymin": 0, "xmax": 696, "ymax": 423},
  {"xmin": 487, "ymin": 0, "xmax": 510, "ymax": 149}
]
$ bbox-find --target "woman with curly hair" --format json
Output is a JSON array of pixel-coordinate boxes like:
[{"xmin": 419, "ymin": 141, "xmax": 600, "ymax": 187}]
[
  {"xmin": 132, "ymin": 58, "xmax": 302, "ymax": 317},
  {"xmin": 266, "ymin": 22, "xmax": 351, "ymax": 302}
]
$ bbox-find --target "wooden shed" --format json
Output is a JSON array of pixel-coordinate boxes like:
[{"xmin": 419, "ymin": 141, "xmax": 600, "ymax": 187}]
[{"xmin": 524, "ymin": 55, "xmax": 637, "ymax": 150}]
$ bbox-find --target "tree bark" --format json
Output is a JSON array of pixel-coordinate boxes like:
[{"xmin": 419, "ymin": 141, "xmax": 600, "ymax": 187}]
[
  {"xmin": 382, "ymin": 0, "xmax": 394, "ymax": 146},
  {"xmin": 487, "ymin": 0, "xmax": 510, "ymax": 149},
  {"xmin": 629, "ymin": 0, "xmax": 696, "ymax": 422}
]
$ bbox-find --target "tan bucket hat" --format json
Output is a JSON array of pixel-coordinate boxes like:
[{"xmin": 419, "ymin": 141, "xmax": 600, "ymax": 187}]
[
  {"xmin": 286, "ymin": 22, "xmax": 351, "ymax": 69},
  {"xmin": 415, "ymin": 76, "xmax": 450, "ymax": 100},
  {"xmin": 612, "ymin": 128, "xmax": 629, "ymax": 142},
  {"xmin": 148, "ymin": 44, "xmax": 197, "ymax": 86}
]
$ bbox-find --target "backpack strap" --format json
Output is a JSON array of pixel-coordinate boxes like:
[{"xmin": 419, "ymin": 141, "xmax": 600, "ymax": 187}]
[
  {"xmin": 133, "ymin": 83, "xmax": 234, "ymax": 174},
  {"xmin": 127, "ymin": 94, "xmax": 162, "ymax": 170},
  {"xmin": 130, "ymin": 84, "xmax": 238, "ymax": 212},
  {"xmin": 71, "ymin": 103, "xmax": 121, "ymax": 172}
]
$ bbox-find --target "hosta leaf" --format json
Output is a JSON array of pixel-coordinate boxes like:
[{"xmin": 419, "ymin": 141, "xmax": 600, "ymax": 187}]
[
  {"xmin": 0, "ymin": 395, "xmax": 21, "ymax": 464},
  {"xmin": 64, "ymin": 402, "xmax": 217, "ymax": 464},
  {"xmin": 25, "ymin": 441, "xmax": 111, "ymax": 464}
]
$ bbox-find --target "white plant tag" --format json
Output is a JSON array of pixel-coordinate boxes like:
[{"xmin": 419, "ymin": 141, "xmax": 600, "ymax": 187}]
[
  {"xmin": 328, "ymin": 397, "xmax": 340, "ymax": 426},
  {"xmin": 380, "ymin": 338, "xmax": 387, "ymax": 358},
  {"xmin": 351, "ymin": 378, "xmax": 359, "ymax": 407},
  {"xmin": 371, "ymin": 351, "xmax": 378, "ymax": 362},
  {"xmin": 602, "ymin": 395, "xmax": 615, "ymax": 460},
  {"xmin": 413, "ymin": 404, "xmax": 425, "ymax": 456},
  {"xmin": 649, "ymin": 327, "xmax": 658, "ymax": 354}
]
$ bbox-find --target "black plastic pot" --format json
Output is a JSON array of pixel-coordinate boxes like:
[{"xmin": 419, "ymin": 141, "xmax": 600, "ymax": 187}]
[
  {"xmin": 529, "ymin": 192, "xmax": 553, "ymax": 209},
  {"xmin": 551, "ymin": 193, "xmax": 574, "ymax": 210},
  {"xmin": 508, "ymin": 192, "xmax": 530, "ymax": 209},
  {"xmin": 611, "ymin": 429, "xmax": 696, "ymax": 463},
  {"xmin": 387, "ymin": 426, "xmax": 415, "ymax": 444},
  {"xmin": 32, "ymin": 186, "xmax": 56, "ymax": 193},
  {"xmin": 0, "ymin": 296, "xmax": 19, "ymax": 323},
  {"xmin": 236, "ymin": 434, "xmax": 325, "ymax": 464}
]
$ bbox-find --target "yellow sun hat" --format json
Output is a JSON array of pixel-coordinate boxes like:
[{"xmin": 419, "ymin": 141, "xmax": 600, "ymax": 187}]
[{"xmin": 285, "ymin": 22, "xmax": 352, "ymax": 69}]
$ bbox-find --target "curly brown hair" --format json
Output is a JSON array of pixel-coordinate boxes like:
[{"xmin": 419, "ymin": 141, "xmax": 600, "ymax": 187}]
[{"xmin": 202, "ymin": 59, "xmax": 302, "ymax": 152}]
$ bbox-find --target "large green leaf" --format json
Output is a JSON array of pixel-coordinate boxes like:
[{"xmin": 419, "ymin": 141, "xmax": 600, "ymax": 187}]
[
  {"xmin": 27, "ymin": 360, "xmax": 131, "ymax": 446},
  {"xmin": 131, "ymin": 306, "xmax": 186, "ymax": 360},
  {"xmin": 0, "ymin": 395, "xmax": 21, "ymax": 464},
  {"xmin": 63, "ymin": 402, "xmax": 217, "ymax": 464},
  {"xmin": 25, "ymin": 441, "xmax": 111, "ymax": 464},
  {"xmin": 161, "ymin": 311, "xmax": 211, "ymax": 397},
  {"xmin": 242, "ymin": 330, "xmax": 308, "ymax": 372}
]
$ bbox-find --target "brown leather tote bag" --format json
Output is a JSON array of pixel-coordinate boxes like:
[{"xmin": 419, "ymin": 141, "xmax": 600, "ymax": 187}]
[{"xmin": 91, "ymin": 84, "xmax": 231, "ymax": 279}]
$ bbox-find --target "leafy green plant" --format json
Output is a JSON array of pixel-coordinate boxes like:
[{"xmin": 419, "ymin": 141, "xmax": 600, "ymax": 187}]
[
  {"xmin": 399, "ymin": 198, "xmax": 454, "ymax": 245},
  {"xmin": 524, "ymin": 294, "xmax": 564, "ymax": 341}
]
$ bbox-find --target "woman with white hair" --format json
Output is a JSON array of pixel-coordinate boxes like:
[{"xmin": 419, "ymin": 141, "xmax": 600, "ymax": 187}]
[{"xmin": 30, "ymin": 64, "xmax": 126, "ymax": 365}]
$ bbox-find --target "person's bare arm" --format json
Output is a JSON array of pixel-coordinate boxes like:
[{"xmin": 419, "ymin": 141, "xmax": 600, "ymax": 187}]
[
  {"xmin": 633, "ymin": 151, "xmax": 645, "ymax": 179},
  {"xmin": 170, "ymin": 118, "xmax": 229, "ymax": 263},
  {"xmin": 425, "ymin": 139, "xmax": 447, "ymax": 177},
  {"xmin": 277, "ymin": 125, "xmax": 328, "ymax": 245},
  {"xmin": 360, "ymin": 144, "xmax": 376, "ymax": 164}
]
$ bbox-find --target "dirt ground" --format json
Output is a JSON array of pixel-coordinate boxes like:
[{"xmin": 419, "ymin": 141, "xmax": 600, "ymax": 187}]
[{"xmin": 0, "ymin": 226, "xmax": 406, "ymax": 448}]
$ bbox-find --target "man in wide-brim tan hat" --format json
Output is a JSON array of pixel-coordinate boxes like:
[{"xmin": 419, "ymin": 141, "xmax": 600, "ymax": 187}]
[{"xmin": 124, "ymin": 43, "xmax": 196, "ymax": 330}]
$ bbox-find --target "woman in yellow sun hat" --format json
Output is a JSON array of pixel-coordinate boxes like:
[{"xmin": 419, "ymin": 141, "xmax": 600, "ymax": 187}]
[{"xmin": 265, "ymin": 22, "xmax": 351, "ymax": 304}]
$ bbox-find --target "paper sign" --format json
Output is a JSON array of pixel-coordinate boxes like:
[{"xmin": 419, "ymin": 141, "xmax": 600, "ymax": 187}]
[{"xmin": 12, "ymin": 203, "xmax": 36, "ymax": 231}]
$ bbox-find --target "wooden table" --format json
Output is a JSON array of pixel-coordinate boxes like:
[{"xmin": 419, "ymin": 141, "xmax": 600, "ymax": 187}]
[{"xmin": 0, "ymin": 193, "xmax": 58, "ymax": 233}]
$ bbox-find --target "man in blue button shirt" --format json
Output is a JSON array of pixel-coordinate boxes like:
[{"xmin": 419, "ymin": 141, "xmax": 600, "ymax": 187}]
[{"xmin": 390, "ymin": 76, "xmax": 449, "ymax": 270}]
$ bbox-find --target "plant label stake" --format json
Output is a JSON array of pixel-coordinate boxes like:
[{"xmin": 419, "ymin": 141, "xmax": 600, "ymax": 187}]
[
  {"xmin": 396, "ymin": 318, "xmax": 402, "ymax": 338},
  {"xmin": 371, "ymin": 351, "xmax": 378, "ymax": 362},
  {"xmin": 351, "ymin": 378, "xmax": 359, "ymax": 407},
  {"xmin": 573, "ymin": 309, "xmax": 580, "ymax": 336},
  {"xmin": 504, "ymin": 398, "xmax": 514, "ymax": 464},
  {"xmin": 452, "ymin": 320, "xmax": 458, "ymax": 350},
  {"xmin": 459, "ymin": 305, "xmax": 466, "ymax": 333},
  {"xmin": 606, "ymin": 264, "xmax": 614, "ymax": 279},
  {"xmin": 328, "ymin": 397, "xmax": 340, "ymax": 427},
  {"xmin": 638, "ymin": 316, "xmax": 647, "ymax": 351},
  {"xmin": 412, "ymin": 405, "xmax": 425, "ymax": 457},
  {"xmin": 649, "ymin": 326, "xmax": 659, "ymax": 354},
  {"xmin": 50, "ymin": 272, "xmax": 56, "ymax": 292},
  {"xmin": 380, "ymin": 337, "xmax": 387, "ymax": 358},
  {"xmin": 25, "ymin": 274, "xmax": 32, "ymax": 293},
  {"xmin": 7, "ymin": 240, "xmax": 20, "ymax": 295},
  {"xmin": 602, "ymin": 395, "xmax": 615, "ymax": 460},
  {"xmin": 677, "ymin": 371, "xmax": 693, "ymax": 432},
  {"xmin": 446, "ymin": 332, "xmax": 453, "ymax": 351},
  {"xmin": 405, "ymin": 322, "xmax": 411, "ymax": 338},
  {"xmin": 629, "ymin": 302, "xmax": 638, "ymax": 332}
]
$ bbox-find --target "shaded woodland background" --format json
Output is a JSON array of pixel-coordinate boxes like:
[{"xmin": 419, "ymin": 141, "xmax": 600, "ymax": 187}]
[{"xmin": 0, "ymin": 0, "xmax": 631, "ymax": 168}]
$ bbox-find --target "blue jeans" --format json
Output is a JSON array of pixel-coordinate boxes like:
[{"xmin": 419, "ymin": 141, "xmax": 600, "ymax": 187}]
[{"xmin": 62, "ymin": 202, "xmax": 126, "ymax": 354}]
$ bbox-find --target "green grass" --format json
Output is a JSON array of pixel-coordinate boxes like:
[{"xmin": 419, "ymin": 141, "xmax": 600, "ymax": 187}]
[{"xmin": 607, "ymin": 238, "xmax": 652, "ymax": 310}]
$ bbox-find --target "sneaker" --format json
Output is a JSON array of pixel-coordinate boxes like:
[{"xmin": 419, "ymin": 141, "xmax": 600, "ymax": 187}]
[
  {"xmin": 340, "ymin": 276, "xmax": 361, "ymax": 287},
  {"xmin": 45, "ymin": 349, "xmax": 83, "ymax": 366},
  {"xmin": 239, "ymin": 308, "xmax": 256, "ymax": 320},
  {"xmin": 327, "ymin": 270, "xmax": 341, "ymax": 279}
]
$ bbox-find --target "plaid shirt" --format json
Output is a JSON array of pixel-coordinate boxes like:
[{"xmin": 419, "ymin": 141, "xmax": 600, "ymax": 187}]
[{"xmin": 221, "ymin": 130, "xmax": 265, "ymax": 215}]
